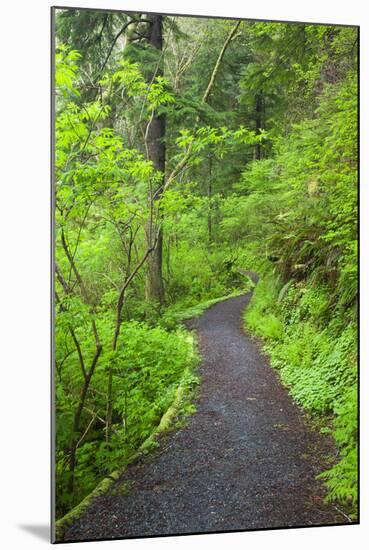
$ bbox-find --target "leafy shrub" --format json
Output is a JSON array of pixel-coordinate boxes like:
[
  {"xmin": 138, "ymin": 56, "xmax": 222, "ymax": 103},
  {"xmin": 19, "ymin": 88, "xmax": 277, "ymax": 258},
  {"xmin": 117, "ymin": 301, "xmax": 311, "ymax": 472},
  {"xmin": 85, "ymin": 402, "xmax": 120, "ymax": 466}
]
[
  {"xmin": 56, "ymin": 321, "xmax": 199, "ymax": 518},
  {"xmin": 318, "ymin": 385, "xmax": 358, "ymax": 515},
  {"xmin": 244, "ymin": 277, "xmax": 283, "ymax": 340},
  {"xmin": 245, "ymin": 274, "xmax": 357, "ymax": 516}
]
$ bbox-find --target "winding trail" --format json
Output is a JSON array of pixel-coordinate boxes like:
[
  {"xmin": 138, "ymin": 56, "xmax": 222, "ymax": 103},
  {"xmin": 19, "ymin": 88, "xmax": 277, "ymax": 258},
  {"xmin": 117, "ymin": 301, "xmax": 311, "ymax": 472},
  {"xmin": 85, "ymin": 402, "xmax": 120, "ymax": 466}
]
[{"xmin": 63, "ymin": 290, "xmax": 345, "ymax": 541}]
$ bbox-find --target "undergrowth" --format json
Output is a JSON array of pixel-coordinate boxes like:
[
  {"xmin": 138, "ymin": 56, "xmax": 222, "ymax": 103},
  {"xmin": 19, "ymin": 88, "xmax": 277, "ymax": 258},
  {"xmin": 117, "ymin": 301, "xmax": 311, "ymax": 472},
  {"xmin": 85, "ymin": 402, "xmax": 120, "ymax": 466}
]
[
  {"xmin": 56, "ymin": 322, "xmax": 200, "ymax": 518},
  {"xmin": 244, "ymin": 275, "xmax": 358, "ymax": 519}
]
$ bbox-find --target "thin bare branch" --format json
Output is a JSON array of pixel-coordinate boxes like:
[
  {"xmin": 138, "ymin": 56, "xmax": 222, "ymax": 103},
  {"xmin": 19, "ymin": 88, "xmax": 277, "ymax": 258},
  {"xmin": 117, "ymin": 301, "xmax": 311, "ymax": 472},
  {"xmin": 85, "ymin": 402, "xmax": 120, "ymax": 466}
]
[{"xmin": 163, "ymin": 20, "xmax": 242, "ymax": 191}]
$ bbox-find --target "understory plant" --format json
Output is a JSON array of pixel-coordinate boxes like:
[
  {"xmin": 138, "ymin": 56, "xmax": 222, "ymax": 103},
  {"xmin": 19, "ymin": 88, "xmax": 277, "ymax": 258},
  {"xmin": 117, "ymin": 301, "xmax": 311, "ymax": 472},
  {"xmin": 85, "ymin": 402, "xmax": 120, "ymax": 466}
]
[{"xmin": 244, "ymin": 276, "xmax": 358, "ymax": 518}]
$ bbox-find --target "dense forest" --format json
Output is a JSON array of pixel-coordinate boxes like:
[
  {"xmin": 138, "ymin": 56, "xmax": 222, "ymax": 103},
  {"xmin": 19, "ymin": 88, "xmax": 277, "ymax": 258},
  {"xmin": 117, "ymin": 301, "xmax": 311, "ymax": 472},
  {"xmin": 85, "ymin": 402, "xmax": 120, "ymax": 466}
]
[{"xmin": 54, "ymin": 9, "xmax": 358, "ymax": 523}]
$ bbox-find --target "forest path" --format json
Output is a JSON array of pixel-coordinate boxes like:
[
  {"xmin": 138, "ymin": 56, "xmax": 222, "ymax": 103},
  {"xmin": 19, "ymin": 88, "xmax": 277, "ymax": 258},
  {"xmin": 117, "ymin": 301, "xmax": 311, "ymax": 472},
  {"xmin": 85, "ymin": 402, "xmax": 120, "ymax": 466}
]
[{"xmin": 63, "ymin": 289, "xmax": 345, "ymax": 541}]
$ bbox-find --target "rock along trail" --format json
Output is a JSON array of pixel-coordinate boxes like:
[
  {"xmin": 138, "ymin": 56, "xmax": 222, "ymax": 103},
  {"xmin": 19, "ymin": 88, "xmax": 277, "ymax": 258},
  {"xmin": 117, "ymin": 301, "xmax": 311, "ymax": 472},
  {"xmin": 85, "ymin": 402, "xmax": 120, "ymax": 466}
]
[{"xmin": 63, "ymin": 290, "xmax": 345, "ymax": 541}]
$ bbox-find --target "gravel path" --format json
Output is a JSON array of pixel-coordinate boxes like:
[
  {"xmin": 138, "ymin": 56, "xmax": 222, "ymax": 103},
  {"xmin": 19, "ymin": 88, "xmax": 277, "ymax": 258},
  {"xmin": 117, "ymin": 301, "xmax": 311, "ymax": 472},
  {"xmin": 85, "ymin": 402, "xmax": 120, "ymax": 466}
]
[{"xmin": 62, "ymin": 291, "xmax": 345, "ymax": 542}]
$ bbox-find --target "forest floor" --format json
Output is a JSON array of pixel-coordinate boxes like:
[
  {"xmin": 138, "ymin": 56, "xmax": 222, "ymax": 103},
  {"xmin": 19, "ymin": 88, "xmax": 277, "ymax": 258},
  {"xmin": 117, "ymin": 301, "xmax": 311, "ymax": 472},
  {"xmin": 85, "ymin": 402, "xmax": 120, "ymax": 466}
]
[{"xmin": 62, "ymin": 290, "xmax": 347, "ymax": 542}]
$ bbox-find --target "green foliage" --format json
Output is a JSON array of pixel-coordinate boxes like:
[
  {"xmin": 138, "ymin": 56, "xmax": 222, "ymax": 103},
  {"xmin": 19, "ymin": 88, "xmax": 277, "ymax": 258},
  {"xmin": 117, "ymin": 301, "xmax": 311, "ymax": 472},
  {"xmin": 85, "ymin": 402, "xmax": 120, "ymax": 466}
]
[
  {"xmin": 54, "ymin": 44, "xmax": 202, "ymax": 519},
  {"xmin": 107, "ymin": 59, "xmax": 175, "ymax": 113},
  {"xmin": 176, "ymin": 125, "xmax": 263, "ymax": 163},
  {"xmin": 318, "ymin": 385, "xmax": 358, "ymax": 515},
  {"xmin": 244, "ymin": 278, "xmax": 283, "ymax": 340},
  {"xmin": 55, "ymin": 45, "xmax": 81, "ymax": 97},
  {"xmin": 245, "ymin": 276, "xmax": 357, "ymax": 516},
  {"xmin": 240, "ymin": 54, "xmax": 358, "ymax": 518},
  {"xmin": 56, "ymin": 321, "xmax": 198, "ymax": 517}
]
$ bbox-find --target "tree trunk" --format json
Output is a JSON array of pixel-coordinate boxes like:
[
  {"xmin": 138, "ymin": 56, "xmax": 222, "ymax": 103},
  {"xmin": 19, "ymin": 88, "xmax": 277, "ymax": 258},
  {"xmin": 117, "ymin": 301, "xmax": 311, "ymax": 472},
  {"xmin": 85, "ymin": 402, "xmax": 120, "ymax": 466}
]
[{"xmin": 145, "ymin": 14, "xmax": 165, "ymax": 304}]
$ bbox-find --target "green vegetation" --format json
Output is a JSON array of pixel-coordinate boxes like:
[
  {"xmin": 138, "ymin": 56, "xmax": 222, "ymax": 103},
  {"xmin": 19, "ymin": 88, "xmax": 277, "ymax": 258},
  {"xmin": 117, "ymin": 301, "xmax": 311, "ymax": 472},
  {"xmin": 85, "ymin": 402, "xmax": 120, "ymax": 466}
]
[
  {"xmin": 245, "ymin": 278, "xmax": 357, "ymax": 516},
  {"xmin": 54, "ymin": 9, "xmax": 358, "ymax": 521},
  {"xmin": 242, "ymin": 57, "xmax": 357, "ymax": 516}
]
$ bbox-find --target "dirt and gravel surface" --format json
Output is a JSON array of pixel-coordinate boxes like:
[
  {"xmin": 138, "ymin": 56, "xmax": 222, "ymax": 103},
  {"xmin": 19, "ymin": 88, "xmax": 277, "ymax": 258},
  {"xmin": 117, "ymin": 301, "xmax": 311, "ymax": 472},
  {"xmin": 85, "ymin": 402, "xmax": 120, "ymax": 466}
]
[{"xmin": 62, "ymin": 290, "xmax": 346, "ymax": 542}]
